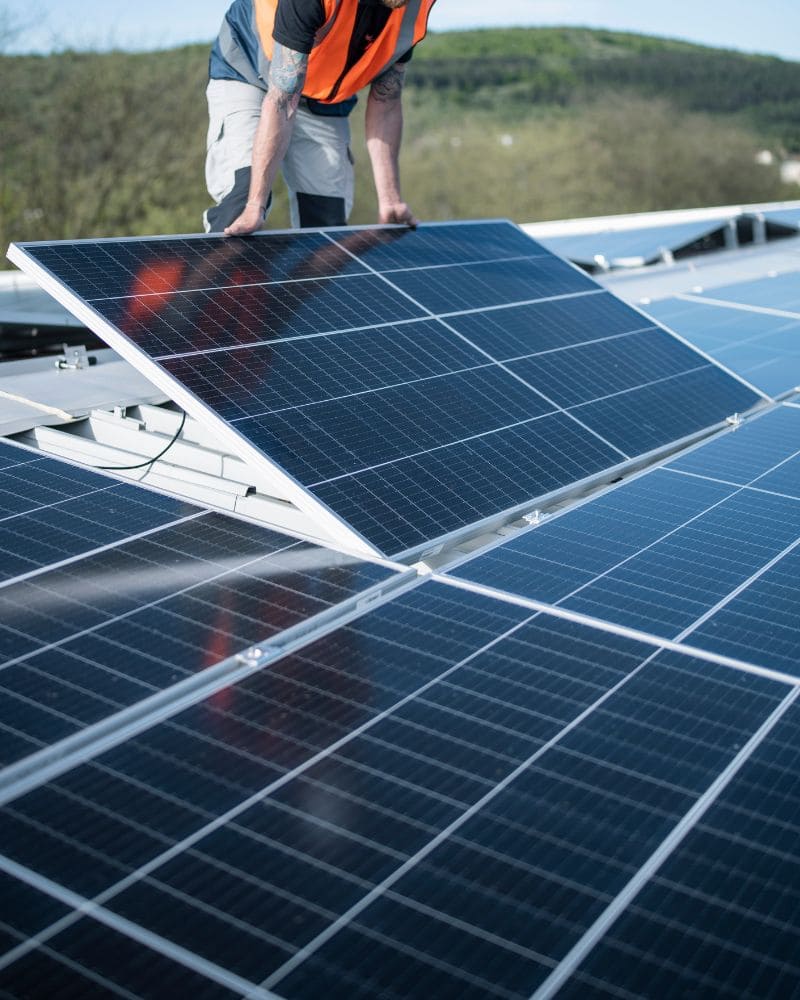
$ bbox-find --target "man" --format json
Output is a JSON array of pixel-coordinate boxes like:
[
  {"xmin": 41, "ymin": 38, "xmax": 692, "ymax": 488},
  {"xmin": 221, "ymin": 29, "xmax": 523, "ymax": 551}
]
[{"xmin": 205, "ymin": 0, "xmax": 436, "ymax": 236}]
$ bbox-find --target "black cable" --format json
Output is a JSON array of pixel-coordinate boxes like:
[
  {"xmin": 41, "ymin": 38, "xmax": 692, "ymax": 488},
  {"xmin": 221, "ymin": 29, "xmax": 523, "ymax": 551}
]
[{"xmin": 95, "ymin": 410, "xmax": 187, "ymax": 471}]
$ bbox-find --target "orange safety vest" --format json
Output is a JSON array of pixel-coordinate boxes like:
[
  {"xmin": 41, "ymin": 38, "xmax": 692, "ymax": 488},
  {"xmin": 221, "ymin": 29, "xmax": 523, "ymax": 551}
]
[{"xmin": 254, "ymin": 0, "xmax": 436, "ymax": 103}]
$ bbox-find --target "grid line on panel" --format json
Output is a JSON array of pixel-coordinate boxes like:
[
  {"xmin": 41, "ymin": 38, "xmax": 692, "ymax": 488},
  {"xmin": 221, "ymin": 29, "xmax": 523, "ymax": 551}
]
[
  {"xmin": 0, "ymin": 857, "xmax": 281, "ymax": 1000},
  {"xmin": 529, "ymin": 685, "xmax": 800, "ymax": 1000},
  {"xmin": 434, "ymin": 573, "xmax": 800, "ymax": 689},
  {"xmin": 227, "ymin": 359, "xmax": 498, "ymax": 421},
  {"xmin": 259, "ymin": 647, "xmax": 661, "ymax": 991},
  {"xmin": 0, "ymin": 510, "xmax": 208, "ymax": 593},
  {"xmin": 0, "ymin": 602, "xmax": 549, "ymax": 985},
  {"xmin": 567, "ymin": 363, "xmax": 710, "ymax": 412},
  {"xmin": 671, "ymin": 529, "xmax": 800, "ymax": 643},
  {"xmin": 157, "ymin": 312, "xmax": 445, "ymax": 360},
  {"xmin": 320, "ymin": 233, "xmax": 636, "ymax": 464},
  {"xmin": 0, "ymin": 925, "xmax": 144, "ymax": 1000},
  {"xmin": 436, "ymin": 287, "xmax": 607, "ymax": 320},
  {"xmin": 0, "ymin": 536, "xmax": 299, "ymax": 679},
  {"xmin": 0, "ymin": 482, "xmax": 120, "ymax": 526},
  {"xmin": 677, "ymin": 293, "xmax": 800, "ymax": 321},
  {"xmin": 498, "ymin": 325, "xmax": 655, "ymax": 364},
  {"xmin": 306, "ymin": 411, "xmax": 558, "ymax": 488}
]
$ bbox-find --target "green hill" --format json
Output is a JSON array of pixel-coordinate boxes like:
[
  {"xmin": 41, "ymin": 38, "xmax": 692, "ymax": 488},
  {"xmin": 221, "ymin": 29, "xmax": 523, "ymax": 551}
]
[{"xmin": 1, "ymin": 27, "xmax": 798, "ymax": 262}]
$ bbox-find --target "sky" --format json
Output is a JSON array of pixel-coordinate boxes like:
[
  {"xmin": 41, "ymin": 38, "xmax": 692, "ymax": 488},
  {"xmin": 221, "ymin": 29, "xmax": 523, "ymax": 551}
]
[{"xmin": 3, "ymin": 0, "xmax": 800, "ymax": 63}]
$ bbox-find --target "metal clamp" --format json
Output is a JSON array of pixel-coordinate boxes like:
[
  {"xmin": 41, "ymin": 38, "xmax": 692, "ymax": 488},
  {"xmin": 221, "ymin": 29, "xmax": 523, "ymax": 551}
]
[{"xmin": 55, "ymin": 344, "xmax": 96, "ymax": 371}]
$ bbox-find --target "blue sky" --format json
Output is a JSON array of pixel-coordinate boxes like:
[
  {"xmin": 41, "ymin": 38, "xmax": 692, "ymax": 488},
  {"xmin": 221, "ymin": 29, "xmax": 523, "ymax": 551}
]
[{"xmin": 3, "ymin": 1, "xmax": 800, "ymax": 62}]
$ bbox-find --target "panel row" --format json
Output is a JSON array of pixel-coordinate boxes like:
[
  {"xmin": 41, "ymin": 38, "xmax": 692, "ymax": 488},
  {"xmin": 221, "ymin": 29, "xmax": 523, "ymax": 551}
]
[{"xmin": 1, "ymin": 579, "xmax": 795, "ymax": 998}]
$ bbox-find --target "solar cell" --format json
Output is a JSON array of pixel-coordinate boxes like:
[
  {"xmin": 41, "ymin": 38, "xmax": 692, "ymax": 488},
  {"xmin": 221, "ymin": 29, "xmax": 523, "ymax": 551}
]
[
  {"xmin": 669, "ymin": 404, "xmax": 800, "ymax": 483},
  {"xmin": 695, "ymin": 271, "xmax": 800, "ymax": 313},
  {"xmin": 553, "ymin": 697, "xmax": 800, "ymax": 999},
  {"xmin": 0, "ymin": 438, "xmax": 195, "ymax": 583},
  {"xmin": 645, "ymin": 296, "xmax": 800, "ymax": 397},
  {"xmin": 0, "ymin": 584, "xmax": 789, "ymax": 998},
  {"xmin": 0, "ymin": 509, "xmax": 397, "ymax": 771},
  {"xmin": 9, "ymin": 221, "xmax": 763, "ymax": 557},
  {"xmin": 448, "ymin": 406, "xmax": 800, "ymax": 641}
]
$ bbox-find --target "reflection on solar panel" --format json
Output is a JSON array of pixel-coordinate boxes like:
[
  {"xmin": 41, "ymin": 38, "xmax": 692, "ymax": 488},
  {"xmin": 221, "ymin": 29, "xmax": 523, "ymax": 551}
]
[
  {"xmin": 9, "ymin": 222, "xmax": 761, "ymax": 557},
  {"xmin": 0, "ymin": 435, "xmax": 401, "ymax": 781},
  {"xmin": 1, "ymin": 575, "xmax": 797, "ymax": 998},
  {"xmin": 539, "ymin": 217, "xmax": 729, "ymax": 268},
  {"xmin": 645, "ymin": 296, "xmax": 800, "ymax": 397}
]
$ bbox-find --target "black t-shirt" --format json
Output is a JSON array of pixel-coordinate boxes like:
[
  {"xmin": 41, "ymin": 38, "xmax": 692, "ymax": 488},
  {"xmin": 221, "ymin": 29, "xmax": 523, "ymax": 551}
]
[{"xmin": 273, "ymin": 0, "xmax": 413, "ymax": 64}]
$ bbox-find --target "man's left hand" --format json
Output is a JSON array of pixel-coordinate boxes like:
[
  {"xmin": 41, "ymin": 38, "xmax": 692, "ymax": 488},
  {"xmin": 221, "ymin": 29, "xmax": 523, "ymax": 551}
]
[
  {"xmin": 378, "ymin": 201, "xmax": 418, "ymax": 228},
  {"xmin": 224, "ymin": 203, "xmax": 266, "ymax": 237}
]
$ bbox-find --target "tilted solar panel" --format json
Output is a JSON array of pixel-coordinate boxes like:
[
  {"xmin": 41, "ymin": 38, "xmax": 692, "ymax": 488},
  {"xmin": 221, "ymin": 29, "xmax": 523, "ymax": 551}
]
[{"xmin": 8, "ymin": 221, "xmax": 762, "ymax": 558}]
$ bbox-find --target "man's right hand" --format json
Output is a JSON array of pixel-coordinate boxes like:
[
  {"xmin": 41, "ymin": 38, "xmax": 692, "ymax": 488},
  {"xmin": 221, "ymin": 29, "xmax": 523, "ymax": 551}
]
[{"xmin": 224, "ymin": 202, "xmax": 266, "ymax": 237}]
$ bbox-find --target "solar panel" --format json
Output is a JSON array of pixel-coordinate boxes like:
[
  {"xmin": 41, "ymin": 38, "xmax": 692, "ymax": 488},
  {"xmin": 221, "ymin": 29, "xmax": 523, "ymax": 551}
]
[
  {"xmin": 550, "ymin": 696, "xmax": 800, "ymax": 999},
  {"xmin": 0, "ymin": 439, "xmax": 401, "ymax": 775},
  {"xmin": 448, "ymin": 406, "xmax": 800, "ymax": 660},
  {"xmin": 8, "ymin": 221, "xmax": 762, "ymax": 558},
  {"xmin": 0, "ymin": 577, "xmax": 794, "ymax": 997},
  {"xmin": 6, "ymin": 218, "xmax": 800, "ymax": 998},
  {"xmin": 645, "ymin": 296, "xmax": 800, "ymax": 397},
  {"xmin": 0, "ymin": 437, "xmax": 195, "ymax": 583},
  {"xmin": 693, "ymin": 271, "xmax": 800, "ymax": 313},
  {"xmin": 538, "ymin": 217, "xmax": 731, "ymax": 269}
]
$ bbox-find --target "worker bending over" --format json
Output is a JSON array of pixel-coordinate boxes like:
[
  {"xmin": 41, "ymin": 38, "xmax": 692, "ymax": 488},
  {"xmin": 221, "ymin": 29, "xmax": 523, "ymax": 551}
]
[{"xmin": 205, "ymin": 0, "xmax": 436, "ymax": 235}]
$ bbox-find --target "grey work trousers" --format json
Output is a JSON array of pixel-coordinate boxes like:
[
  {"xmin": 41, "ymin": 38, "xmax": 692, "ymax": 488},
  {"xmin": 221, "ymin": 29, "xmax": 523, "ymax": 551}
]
[{"xmin": 203, "ymin": 78, "xmax": 355, "ymax": 231}]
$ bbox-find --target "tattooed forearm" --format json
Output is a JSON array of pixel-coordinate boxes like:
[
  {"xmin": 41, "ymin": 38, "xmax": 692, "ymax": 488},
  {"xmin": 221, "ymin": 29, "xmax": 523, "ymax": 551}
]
[
  {"xmin": 369, "ymin": 63, "xmax": 405, "ymax": 102},
  {"xmin": 269, "ymin": 43, "xmax": 308, "ymax": 99}
]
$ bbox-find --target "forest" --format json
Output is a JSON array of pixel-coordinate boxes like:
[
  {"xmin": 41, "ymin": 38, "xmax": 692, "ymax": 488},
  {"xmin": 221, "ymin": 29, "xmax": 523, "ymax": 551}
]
[{"xmin": 1, "ymin": 25, "xmax": 799, "ymax": 263}]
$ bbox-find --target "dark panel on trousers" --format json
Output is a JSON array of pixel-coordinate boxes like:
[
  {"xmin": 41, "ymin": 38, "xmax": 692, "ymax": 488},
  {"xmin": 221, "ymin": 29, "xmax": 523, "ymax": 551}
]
[
  {"xmin": 23, "ymin": 231, "xmax": 368, "ymax": 302},
  {"xmin": 0, "ymin": 583, "xmax": 531, "ymax": 898},
  {"xmin": 235, "ymin": 366, "xmax": 555, "ymax": 486},
  {"xmin": 93, "ymin": 273, "xmax": 427, "ymax": 357},
  {"xmin": 160, "ymin": 319, "xmax": 488, "ymax": 421},
  {"xmin": 507, "ymin": 326, "xmax": 710, "ymax": 408},
  {"xmin": 444, "ymin": 291, "xmax": 652, "ymax": 362},
  {"xmin": 276, "ymin": 653, "xmax": 784, "ymax": 997},
  {"xmin": 450, "ymin": 469, "xmax": 737, "ymax": 604},
  {"xmin": 310, "ymin": 412, "xmax": 625, "ymax": 555},
  {"xmin": 572, "ymin": 365, "xmax": 760, "ymax": 457},
  {"xmin": 564, "ymin": 486, "xmax": 800, "ymax": 637},
  {"xmin": 0, "ymin": 912, "xmax": 241, "ymax": 1000},
  {"xmin": 334, "ymin": 221, "xmax": 549, "ymax": 272},
  {"xmin": 667, "ymin": 405, "xmax": 800, "ymax": 485},
  {"xmin": 386, "ymin": 257, "xmax": 598, "ymax": 314},
  {"xmin": 101, "ymin": 615, "xmax": 654, "ymax": 987},
  {"xmin": 559, "ymin": 699, "xmax": 800, "ymax": 999}
]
